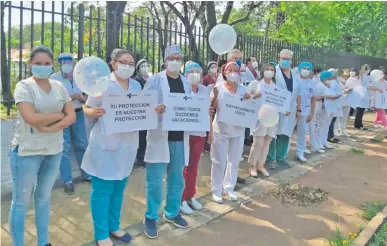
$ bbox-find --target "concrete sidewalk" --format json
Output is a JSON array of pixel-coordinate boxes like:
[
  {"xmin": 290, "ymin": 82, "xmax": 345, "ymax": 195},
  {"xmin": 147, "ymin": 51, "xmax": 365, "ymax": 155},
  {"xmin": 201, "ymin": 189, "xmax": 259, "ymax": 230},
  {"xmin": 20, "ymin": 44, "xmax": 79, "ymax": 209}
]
[{"xmin": 1, "ymin": 114, "xmax": 384, "ymax": 245}]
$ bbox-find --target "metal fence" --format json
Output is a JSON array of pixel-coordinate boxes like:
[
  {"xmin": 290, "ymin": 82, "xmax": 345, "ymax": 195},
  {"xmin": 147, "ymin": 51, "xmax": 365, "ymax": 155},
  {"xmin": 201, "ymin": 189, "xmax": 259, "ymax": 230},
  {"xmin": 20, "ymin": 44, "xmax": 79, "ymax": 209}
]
[{"xmin": 2, "ymin": 1, "xmax": 387, "ymax": 115}]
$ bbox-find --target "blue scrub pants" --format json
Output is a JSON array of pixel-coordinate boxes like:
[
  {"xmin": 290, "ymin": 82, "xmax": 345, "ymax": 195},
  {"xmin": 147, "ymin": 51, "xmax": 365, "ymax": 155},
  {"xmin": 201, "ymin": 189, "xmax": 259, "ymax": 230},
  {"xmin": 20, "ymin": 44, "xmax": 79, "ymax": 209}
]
[
  {"xmin": 60, "ymin": 109, "xmax": 89, "ymax": 183},
  {"xmin": 145, "ymin": 141, "xmax": 185, "ymax": 220},
  {"xmin": 90, "ymin": 176, "xmax": 128, "ymax": 240}
]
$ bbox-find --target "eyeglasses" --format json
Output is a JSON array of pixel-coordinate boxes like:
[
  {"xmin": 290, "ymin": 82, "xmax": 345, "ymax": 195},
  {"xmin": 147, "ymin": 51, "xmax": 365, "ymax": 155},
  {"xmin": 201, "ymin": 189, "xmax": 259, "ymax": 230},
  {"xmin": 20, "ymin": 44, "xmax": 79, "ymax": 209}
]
[{"xmin": 116, "ymin": 60, "xmax": 135, "ymax": 66}]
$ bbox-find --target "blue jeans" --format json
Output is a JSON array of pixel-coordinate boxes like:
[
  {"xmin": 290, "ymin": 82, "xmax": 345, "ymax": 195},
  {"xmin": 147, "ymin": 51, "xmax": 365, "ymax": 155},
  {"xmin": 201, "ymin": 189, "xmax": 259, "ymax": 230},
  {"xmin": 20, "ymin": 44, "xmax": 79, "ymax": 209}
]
[
  {"xmin": 8, "ymin": 146, "xmax": 62, "ymax": 246},
  {"xmin": 145, "ymin": 141, "xmax": 185, "ymax": 220},
  {"xmin": 90, "ymin": 176, "xmax": 128, "ymax": 240},
  {"xmin": 60, "ymin": 110, "xmax": 88, "ymax": 183}
]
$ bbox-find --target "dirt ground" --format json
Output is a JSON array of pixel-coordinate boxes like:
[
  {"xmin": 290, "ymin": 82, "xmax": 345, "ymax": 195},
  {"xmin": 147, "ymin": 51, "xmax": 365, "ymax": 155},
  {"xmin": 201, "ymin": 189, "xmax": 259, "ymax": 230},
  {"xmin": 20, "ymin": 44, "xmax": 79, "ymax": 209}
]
[{"xmin": 157, "ymin": 128, "xmax": 387, "ymax": 246}]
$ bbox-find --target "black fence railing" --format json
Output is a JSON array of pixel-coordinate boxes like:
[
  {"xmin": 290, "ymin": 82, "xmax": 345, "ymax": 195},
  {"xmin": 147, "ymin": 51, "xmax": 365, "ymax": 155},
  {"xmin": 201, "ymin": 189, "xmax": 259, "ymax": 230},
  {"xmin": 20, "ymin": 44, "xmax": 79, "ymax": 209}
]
[{"xmin": 2, "ymin": 1, "xmax": 387, "ymax": 116}]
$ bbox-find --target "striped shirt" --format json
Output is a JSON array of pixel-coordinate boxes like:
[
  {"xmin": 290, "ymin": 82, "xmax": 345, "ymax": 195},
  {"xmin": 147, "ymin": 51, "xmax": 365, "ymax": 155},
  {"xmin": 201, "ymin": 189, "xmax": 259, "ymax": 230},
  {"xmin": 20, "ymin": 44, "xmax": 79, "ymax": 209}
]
[{"xmin": 12, "ymin": 77, "xmax": 71, "ymax": 156}]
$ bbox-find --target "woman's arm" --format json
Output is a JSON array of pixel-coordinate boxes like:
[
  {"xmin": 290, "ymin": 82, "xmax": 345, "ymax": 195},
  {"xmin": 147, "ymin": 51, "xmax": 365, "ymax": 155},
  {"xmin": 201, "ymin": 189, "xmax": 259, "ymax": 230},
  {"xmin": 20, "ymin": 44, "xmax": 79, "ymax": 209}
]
[
  {"xmin": 36, "ymin": 102, "xmax": 76, "ymax": 132},
  {"xmin": 17, "ymin": 102, "xmax": 65, "ymax": 127},
  {"xmin": 208, "ymin": 87, "xmax": 218, "ymax": 144}
]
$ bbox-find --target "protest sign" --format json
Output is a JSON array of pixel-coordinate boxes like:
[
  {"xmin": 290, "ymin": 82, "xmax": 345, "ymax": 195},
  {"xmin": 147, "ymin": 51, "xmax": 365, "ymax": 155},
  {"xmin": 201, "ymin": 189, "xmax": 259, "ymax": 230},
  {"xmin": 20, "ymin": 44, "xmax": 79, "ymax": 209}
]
[
  {"xmin": 218, "ymin": 93, "xmax": 259, "ymax": 128},
  {"xmin": 343, "ymin": 85, "xmax": 367, "ymax": 108},
  {"xmin": 261, "ymin": 84, "xmax": 292, "ymax": 113},
  {"xmin": 101, "ymin": 91, "xmax": 158, "ymax": 134},
  {"xmin": 162, "ymin": 93, "xmax": 210, "ymax": 131},
  {"xmin": 374, "ymin": 91, "xmax": 387, "ymax": 109}
]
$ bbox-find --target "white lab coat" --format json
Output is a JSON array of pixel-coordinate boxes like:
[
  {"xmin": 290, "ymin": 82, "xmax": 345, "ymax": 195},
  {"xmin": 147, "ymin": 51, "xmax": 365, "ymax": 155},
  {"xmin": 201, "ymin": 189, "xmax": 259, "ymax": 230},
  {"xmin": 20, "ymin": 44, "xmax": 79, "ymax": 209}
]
[
  {"xmin": 143, "ymin": 70, "xmax": 191, "ymax": 166},
  {"xmin": 243, "ymin": 68, "xmax": 258, "ymax": 85},
  {"xmin": 274, "ymin": 65, "xmax": 301, "ymax": 137},
  {"xmin": 358, "ymin": 74, "xmax": 372, "ymax": 108}
]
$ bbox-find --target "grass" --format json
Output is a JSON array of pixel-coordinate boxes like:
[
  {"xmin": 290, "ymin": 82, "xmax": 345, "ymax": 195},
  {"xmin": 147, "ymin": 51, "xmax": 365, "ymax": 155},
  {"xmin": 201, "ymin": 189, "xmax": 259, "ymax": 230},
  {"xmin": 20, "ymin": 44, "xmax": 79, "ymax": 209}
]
[
  {"xmin": 328, "ymin": 228, "xmax": 359, "ymax": 246},
  {"xmin": 361, "ymin": 201, "xmax": 386, "ymax": 221},
  {"xmin": 351, "ymin": 148, "xmax": 365, "ymax": 154},
  {"xmin": 370, "ymin": 137, "xmax": 384, "ymax": 143},
  {"xmin": 367, "ymin": 223, "xmax": 387, "ymax": 246},
  {"xmin": 0, "ymin": 104, "xmax": 17, "ymax": 120}
]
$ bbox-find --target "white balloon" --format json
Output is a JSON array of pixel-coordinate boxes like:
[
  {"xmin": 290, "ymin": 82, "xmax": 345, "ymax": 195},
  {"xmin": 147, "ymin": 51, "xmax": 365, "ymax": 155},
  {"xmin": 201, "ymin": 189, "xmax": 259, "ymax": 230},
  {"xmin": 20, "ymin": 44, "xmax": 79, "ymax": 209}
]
[
  {"xmin": 73, "ymin": 56, "xmax": 110, "ymax": 97},
  {"xmin": 258, "ymin": 104, "xmax": 279, "ymax": 127},
  {"xmin": 209, "ymin": 24, "xmax": 237, "ymax": 55}
]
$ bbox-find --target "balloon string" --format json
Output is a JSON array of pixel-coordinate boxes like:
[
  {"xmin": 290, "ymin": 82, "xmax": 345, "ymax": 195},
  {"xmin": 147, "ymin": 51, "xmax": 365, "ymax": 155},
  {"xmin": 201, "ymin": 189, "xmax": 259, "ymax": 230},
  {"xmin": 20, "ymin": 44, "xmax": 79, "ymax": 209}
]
[{"xmin": 216, "ymin": 55, "xmax": 220, "ymax": 77}]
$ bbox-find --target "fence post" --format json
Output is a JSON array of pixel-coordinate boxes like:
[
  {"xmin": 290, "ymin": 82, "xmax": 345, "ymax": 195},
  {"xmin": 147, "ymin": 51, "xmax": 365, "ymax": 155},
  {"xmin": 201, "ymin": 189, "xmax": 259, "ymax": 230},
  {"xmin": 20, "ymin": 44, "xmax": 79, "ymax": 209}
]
[{"xmin": 78, "ymin": 3, "xmax": 85, "ymax": 60}]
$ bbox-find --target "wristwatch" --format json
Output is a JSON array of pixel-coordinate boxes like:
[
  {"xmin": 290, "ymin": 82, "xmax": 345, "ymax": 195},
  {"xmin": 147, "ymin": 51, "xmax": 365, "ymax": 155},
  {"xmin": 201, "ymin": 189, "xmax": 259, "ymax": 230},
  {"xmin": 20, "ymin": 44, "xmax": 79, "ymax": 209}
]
[{"xmin": 297, "ymin": 109, "xmax": 302, "ymax": 113}]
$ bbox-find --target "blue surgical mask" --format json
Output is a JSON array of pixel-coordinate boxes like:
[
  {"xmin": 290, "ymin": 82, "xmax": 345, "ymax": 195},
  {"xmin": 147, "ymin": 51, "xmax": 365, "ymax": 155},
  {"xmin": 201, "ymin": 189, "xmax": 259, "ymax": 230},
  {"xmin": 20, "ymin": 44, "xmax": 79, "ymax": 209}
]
[
  {"xmin": 280, "ymin": 60, "xmax": 291, "ymax": 69},
  {"xmin": 31, "ymin": 65, "xmax": 53, "ymax": 79},
  {"xmin": 236, "ymin": 59, "xmax": 242, "ymax": 68}
]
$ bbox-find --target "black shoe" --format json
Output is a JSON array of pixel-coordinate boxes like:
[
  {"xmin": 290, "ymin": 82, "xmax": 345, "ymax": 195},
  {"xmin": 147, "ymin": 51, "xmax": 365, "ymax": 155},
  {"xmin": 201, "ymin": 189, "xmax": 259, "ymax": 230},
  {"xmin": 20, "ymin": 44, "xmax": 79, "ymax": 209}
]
[
  {"xmin": 83, "ymin": 177, "xmax": 91, "ymax": 183},
  {"xmin": 64, "ymin": 183, "xmax": 75, "ymax": 195},
  {"xmin": 328, "ymin": 138, "xmax": 336, "ymax": 143},
  {"xmin": 333, "ymin": 138, "xmax": 340, "ymax": 143},
  {"xmin": 45, "ymin": 244, "xmax": 52, "ymax": 246},
  {"xmin": 237, "ymin": 177, "xmax": 246, "ymax": 184}
]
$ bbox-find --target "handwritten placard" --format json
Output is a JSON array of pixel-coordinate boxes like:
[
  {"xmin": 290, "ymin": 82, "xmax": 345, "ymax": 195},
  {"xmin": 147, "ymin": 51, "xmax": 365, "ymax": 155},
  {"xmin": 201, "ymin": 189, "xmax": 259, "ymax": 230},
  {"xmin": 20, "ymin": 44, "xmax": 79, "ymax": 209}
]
[
  {"xmin": 261, "ymin": 84, "xmax": 292, "ymax": 113},
  {"xmin": 374, "ymin": 91, "xmax": 387, "ymax": 109}
]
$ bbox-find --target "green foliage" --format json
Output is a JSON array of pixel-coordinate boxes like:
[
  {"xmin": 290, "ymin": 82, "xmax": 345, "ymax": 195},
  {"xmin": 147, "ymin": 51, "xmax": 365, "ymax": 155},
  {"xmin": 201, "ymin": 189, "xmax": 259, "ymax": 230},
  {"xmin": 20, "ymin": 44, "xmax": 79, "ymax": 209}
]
[
  {"xmin": 370, "ymin": 137, "xmax": 384, "ymax": 143},
  {"xmin": 361, "ymin": 201, "xmax": 385, "ymax": 221},
  {"xmin": 267, "ymin": 2, "xmax": 387, "ymax": 58},
  {"xmin": 368, "ymin": 223, "xmax": 387, "ymax": 246},
  {"xmin": 1, "ymin": 103, "xmax": 17, "ymax": 120},
  {"xmin": 328, "ymin": 228, "xmax": 357, "ymax": 246},
  {"xmin": 351, "ymin": 148, "xmax": 365, "ymax": 154}
]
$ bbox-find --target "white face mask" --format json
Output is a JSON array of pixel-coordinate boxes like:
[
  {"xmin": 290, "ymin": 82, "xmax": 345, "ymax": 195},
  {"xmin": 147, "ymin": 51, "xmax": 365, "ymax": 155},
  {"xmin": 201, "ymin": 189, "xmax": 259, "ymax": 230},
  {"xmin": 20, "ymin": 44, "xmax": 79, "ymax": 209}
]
[
  {"xmin": 350, "ymin": 71, "xmax": 356, "ymax": 77},
  {"xmin": 301, "ymin": 69, "xmax": 310, "ymax": 77},
  {"xmin": 139, "ymin": 66, "xmax": 148, "ymax": 75},
  {"xmin": 187, "ymin": 73, "xmax": 201, "ymax": 85},
  {"xmin": 116, "ymin": 64, "xmax": 135, "ymax": 79},
  {"xmin": 252, "ymin": 61, "xmax": 258, "ymax": 69},
  {"xmin": 324, "ymin": 80, "xmax": 331, "ymax": 85},
  {"xmin": 62, "ymin": 64, "xmax": 73, "ymax": 73},
  {"xmin": 167, "ymin": 60, "xmax": 181, "ymax": 73},
  {"xmin": 226, "ymin": 73, "xmax": 240, "ymax": 83},
  {"xmin": 263, "ymin": 70, "xmax": 274, "ymax": 79},
  {"xmin": 209, "ymin": 67, "xmax": 217, "ymax": 74}
]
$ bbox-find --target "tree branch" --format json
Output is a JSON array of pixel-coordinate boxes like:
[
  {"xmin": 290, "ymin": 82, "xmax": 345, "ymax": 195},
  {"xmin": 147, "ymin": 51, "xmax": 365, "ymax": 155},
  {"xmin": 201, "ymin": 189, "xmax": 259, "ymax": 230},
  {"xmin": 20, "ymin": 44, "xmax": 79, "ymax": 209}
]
[
  {"xmin": 190, "ymin": 2, "xmax": 206, "ymax": 27},
  {"xmin": 228, "ymin": 2, "xmax": 264, "ymax": 26},
  {"xmin": 221, "ymin": 1, "xmax": 234, "ymax": 24},
  {"xmin": 163, "ymin": 1, "xmax": 186, "ymax": 23}
]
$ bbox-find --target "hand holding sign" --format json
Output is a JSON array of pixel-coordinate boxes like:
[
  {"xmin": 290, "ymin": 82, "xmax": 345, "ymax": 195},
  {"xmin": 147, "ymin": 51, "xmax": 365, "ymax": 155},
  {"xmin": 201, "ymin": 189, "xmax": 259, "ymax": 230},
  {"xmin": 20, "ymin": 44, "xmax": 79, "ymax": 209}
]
[{"xmin": 155, "ymin": 104, "xmax": 166, "ymax": 115}]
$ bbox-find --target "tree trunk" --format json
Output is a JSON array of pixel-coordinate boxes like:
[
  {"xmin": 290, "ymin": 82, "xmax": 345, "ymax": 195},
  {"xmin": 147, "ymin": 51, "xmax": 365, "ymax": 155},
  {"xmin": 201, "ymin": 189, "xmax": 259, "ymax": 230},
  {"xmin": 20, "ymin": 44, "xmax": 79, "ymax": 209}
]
[
  {"xmin": 1, "ymin": 1, "xmax": 13, "ymax": 103},
  {"xmin": 106, "ymin": 1, "xmax": 127, "ymax": 63},
  {"xmin": 206, "ymin": 2, "xmax": 217, "ymax": 61}
]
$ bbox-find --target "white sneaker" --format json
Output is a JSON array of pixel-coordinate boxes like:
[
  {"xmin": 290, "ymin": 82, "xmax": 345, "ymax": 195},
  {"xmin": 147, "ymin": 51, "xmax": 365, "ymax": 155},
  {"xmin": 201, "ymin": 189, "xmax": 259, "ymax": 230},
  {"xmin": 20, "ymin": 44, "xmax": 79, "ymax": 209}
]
[
  {"xmin": 334, "ymin": 131, "xmax": 341, "ymax": 136},
  {"xmin": 240, "ymin": 156, "xmax": 244, "ymax": 161},
  {"xmin": 350, "ymin": 116, "xmax": 355, "ymax": 120},
  {"xmin": 180, "ymin": 201, "xmax": 193, "ymax": 215},
  {"xmin": 298, "ymin": 155, "xmax": 308, "ymax": 163},
  {"xmin": 342, "ymin": 132, "xmax": 350, "ymax": 137},
  {"xmin": 324, "ymin": 144, "xmax": 333, "ymax": 149},
  {"xmin": 258, "ymin": 168, "xmax": 270, "ymax": 177},
  {"xmin": 304, "ymin": 149, "xmax": 312, "ymax": 154},
  {"xmin": 319, "ymin": 145, "xmax": 326, "ymax": 150},
  {"xmin": 226, "ymin": 191, "xmax": 238, "ymax": 201},
  {"xmin": 212, "ymin": 192, "xmax": 223, "ymax": 203},
  {"xmin": 317, "ymin": 149, "xmax": 325, "ymax": 153},
  {"xmin": 188, "ymin": 198, "xmax": 202, "ymax": 210}
]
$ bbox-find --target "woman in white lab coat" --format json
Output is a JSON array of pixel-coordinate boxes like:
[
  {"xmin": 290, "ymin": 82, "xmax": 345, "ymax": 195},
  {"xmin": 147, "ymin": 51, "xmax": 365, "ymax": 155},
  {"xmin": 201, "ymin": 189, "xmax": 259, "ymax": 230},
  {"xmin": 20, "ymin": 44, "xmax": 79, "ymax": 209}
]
[
  {"xmin": 209, "ymin": 61, "xmax": 251, "ymax": 203},
  {"xmin": 267, "ymin": 49, "xmax": 301, "ymax": 169},
  {"xmin": 247, "ymin": 63, "xmax": 278, "ymax": 177},
  {"xmin": 354, "ymin": 64, "xmax": 372, "ymax": 130},
  {"xmin": 82, "ymin": 49, "xmax": 142, "ymax": 246}
]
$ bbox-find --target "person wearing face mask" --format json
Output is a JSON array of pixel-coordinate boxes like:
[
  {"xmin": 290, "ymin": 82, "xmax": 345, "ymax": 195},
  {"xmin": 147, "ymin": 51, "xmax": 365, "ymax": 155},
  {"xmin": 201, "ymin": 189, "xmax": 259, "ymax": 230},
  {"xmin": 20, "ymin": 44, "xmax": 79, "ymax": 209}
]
[
  {"xmin": 327, "ymin": 69, "xmax": 344, "ymax": 144},
  {"xmin": 244, "ymin": 57, "xmax": 260, "ymax": 86},
  {"xmin": 311, "ymin": 71, "xmax": 341, "ymax": 152},
  {"xmin": 209, "ymin": 62, "xmax": 251, "ymax": 203},
  {"xmin": 82, "ymin": 49, "xmax": 142, "ymax": 246},
  {"xmin": 247, "ymin": 63, "xmax": 277, "ymax": 177},
  {"xmin": 142, "ymin": 45, "xmax": 192, "ymax": 239},
  {"xmin": 50, "ymin": 52, "xmax": 90, "ymax": 194},
  {"xmin": 134, "ymin": 58, "xmax": 150, "ymax": 168},
  {"xmin": 9, "ymin": 45, "xmax": 75, "ymax": 246},
  {"xmin": 295, "ymin": 62, "xmax": 317, "ymax": 163},
  {"xmin": 203, "ymin": 61, "xmax": 218, "ymax": 87},
  {"xmin": 267, "ymin": 49, "xmax": 302, "ymax": 169},
  {"xmin": 179, "ymin": 62, "xmax": 208, "ymax": 215},
  {"xmin": 370, "ymin": 69, "xmax": 387, "ymax": 128},
  {"xmin": 334, "ymin": 70, "xmax": 353, "ymax": 137},
  {"xmin": 355, "ymin": 64, "xmax": 372, "ymax": 130},
  {"xmin": 216, "ymin": 49, "xmax": 243, "ymax": 85}
]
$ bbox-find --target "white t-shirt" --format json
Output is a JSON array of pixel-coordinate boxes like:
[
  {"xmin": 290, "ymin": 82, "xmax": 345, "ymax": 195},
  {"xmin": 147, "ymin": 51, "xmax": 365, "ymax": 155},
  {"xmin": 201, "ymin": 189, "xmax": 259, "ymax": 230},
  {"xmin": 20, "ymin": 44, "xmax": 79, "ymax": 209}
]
[
  {"xmin": 12, "ymin": 77, "xmax": 71, "ymax": 156},
  {"xmin": 212, "ymin": 82, "xmax": 247, "ymax": 138},
  {"xmin": 81, "ymin": 73, "xmax": 142, "ymax": 180}
]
